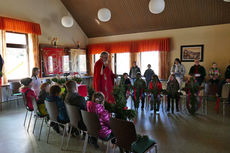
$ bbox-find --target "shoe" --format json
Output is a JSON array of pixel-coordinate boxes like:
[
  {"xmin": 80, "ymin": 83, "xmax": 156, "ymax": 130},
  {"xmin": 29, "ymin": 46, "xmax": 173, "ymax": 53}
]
[
  {"xmin": 93, "ymin": 143, "xmax": 99, "ymax": 149},
  {"xmin": 89, "ymin": 137, "xmax": 99, "ymax": 149},
  {"xmin": 52, "ymin": 124, "xmax": 60, "ymax": 134},
  {"xmin": 111, "ymin": 138, "xmax": 117, "ymax": 144},
  {"xmin": 81, "ymin": 132, "xmax": 86, "ymax": 140}
]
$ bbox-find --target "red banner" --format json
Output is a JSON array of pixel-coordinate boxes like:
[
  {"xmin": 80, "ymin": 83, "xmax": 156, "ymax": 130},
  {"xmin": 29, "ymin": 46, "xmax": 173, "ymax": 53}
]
[{"xmin": 42, "ymin": 47, "xmax": 64, "ymax": 75}]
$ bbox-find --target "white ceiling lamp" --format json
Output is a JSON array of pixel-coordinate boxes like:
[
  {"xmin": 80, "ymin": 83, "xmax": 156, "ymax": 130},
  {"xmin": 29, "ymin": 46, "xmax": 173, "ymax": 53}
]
[
  {"xmin": 223, "ymin": 0, "xmax": 230, "ymax": 2},
  {"xmin": 149, "ymin": 0, "xmax": 165, "ymax": 14},
  {"xmin": 97, "ymin": 8, "xmax": 111, "ymax": 22},
  {"xmin": 61, "ymin": 16, "xmax": 74, "ymax": 28}
]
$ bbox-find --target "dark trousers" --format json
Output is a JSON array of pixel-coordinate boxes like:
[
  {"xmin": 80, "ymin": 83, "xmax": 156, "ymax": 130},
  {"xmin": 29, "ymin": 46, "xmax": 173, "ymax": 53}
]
[
  {"xmin": 132, "ymin": 93, "xmax": 145, "ymax": 109},
  {"xmin": 167, "ymin": 95, "xmax": 179, "ymax": 112},
  {"xmin": 195, "ymin": 77, "xmax": 204, "ymax": 86},
  {"xmin": 218, "ymin": 80, "xmax": 227, "ymax": 97},
  {"xmin": 150, "ymin": 94, "xmax": 160, "ymax": 111},
  {"xmin": 141, "ymin": 94, "xmax": 145, "ymax": 109}
]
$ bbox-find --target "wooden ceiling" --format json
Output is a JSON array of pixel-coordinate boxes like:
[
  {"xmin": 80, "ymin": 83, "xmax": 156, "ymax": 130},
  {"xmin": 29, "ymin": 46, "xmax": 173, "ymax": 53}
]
[{"xmin": 61, "ymin": 0, "xmax": 230, "ymax": 38}]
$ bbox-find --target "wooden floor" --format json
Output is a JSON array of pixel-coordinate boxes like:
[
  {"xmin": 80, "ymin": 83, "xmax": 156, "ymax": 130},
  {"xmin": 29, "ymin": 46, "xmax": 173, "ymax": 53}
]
[{"xmin": 0, "ymin": 98, "xmax": 230, "ymax": 153}]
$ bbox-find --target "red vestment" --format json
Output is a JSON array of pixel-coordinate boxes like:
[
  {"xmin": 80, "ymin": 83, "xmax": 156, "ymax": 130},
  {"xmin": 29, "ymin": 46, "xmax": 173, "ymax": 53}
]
[{"xmin": 93, "ymin": 59, "xmax": 115, "ymax": 103}]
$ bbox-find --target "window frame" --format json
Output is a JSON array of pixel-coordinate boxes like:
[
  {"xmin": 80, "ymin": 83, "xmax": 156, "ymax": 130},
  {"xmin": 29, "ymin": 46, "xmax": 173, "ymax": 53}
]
[
  {"xmin": 5, "ymin": 31, "xmax": 29, "ymax": 81},
  {"xmin": 93, "ymin": 52, "xmax": 131, "ymax": 76},
  {"xmin": 139, "ymin": 51, "xmax": 159, "ymax": 76}
]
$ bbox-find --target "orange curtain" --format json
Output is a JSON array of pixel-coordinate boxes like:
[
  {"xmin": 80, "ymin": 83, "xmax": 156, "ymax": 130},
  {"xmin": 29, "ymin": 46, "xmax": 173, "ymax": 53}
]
[
  {"xmin": 87, "ymin": 38, "xmax": 170, "ymax": 54},
  {"xmin": 130, "ymin": 52, "xmax": 141, "ymax": 69},
  {"xmin": 159, "ymin": 51, "xmax": 169, "ymax": 80},
  {"xmin": 0, "ymin": 16, "xmax": 41, "ymax": 35},
  {"xmin": 28, "ymin": 33, "xmax": 40, "ymax": 76},
  {"xmin": 86, "ymin": 53, "xmax": 93, "ymax": 76},
  {"xmin": 0, "ymin": 30, "xmax": 7, "ymax": 84}
]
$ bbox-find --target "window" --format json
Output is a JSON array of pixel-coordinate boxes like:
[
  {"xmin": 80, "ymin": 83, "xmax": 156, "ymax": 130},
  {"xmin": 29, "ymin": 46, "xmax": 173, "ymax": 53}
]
[
  {"xmin": 116, "ymin": 53, "xmax": 130, "ymax": 75},
  {"xmin": 63, "ymin": 55, "xmax": 70, "ymax": 73},
  {"xmin": 140, "ymin": 51, "xmax": 159, "ymax": 75},
  {"xmin": 93, "ymin": 53, "xmax": 129, "ymax": 75},
  {"xmin": 48, "ymin": 56, "xmax": 54, "ymax": 73},
  {"xmin": 78, "ymin": 54, "xmax": 87, "ymax": 74},
  {"xmin": 94, "ymin": 54, "xmax": 100, "ymax": 64},
  {"xmin": 5, "ymin": 32, "xmax": 29, "ymax": 80}
]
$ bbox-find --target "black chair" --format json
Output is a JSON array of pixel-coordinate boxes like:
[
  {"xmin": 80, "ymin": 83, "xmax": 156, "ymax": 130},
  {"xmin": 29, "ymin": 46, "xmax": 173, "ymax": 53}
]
[
  {"xmin": 110, "ymin": 117, "xmax": 158, "ymax": 153},
  {"xmin": 81, "ymin": 110, "xmax": 112, "ymax": 153}
]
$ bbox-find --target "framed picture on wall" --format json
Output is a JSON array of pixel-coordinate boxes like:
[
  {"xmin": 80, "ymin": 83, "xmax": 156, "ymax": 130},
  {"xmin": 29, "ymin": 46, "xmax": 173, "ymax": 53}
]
[{"xmin": 181, "ymin": 45, "xmax": 204, "ymax": 62}]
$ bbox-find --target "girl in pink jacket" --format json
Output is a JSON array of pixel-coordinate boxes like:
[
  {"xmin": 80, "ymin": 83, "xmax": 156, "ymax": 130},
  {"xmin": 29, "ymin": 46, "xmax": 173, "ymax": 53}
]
[{"xmin": 87, "ymin": 92, "xmax": 112, "ymax": 140}]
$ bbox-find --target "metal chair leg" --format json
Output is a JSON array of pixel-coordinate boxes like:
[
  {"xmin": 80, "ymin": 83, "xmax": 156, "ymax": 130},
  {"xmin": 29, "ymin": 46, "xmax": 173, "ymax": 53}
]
[
  {"xmin": 27, "ymin": 112, "xmax": 33, "ymax": 132},
  {"xmin": 155, "ymin": 145, "xmax": 157, "ymax": 153},
  {"xmin": 33, "ymin": 116, "xmax": 38, "ymax": 134},
  {"xmin": 38, "ymin": 118, "xmax": 44, "ymax": 141},
  {"xmin": 61, "ymin": 125, "xmax": 66, "ymax": 150},
  {"xmin": 112, "ymin": 144, "xmax": 116, "ymax": 153},
  {"xmin": 24, "ymin": 110, "xmax": 28, "ymax": 126},
  {"xmin": 47, "ymin": 123, "xmax": 51, "ymax": 143},
  {"xmin": 82, "ymin": 133, "xmax": 88, "ymax": 153},
  {"xmin": 223, "ymin": 101, "xmax": 226, "ymax": 117},
  {"xmin": 106, "ymin": 140, "xmax": 111, "ymax": 153},
  {"xmin": 66, "ymin": 126, "xmax": 72, "ymax": 150}
]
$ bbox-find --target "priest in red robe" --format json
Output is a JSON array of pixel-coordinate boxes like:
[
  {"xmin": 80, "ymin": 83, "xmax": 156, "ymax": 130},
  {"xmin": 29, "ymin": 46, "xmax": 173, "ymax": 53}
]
[{"xmin": 93, "ymin": 52, "xmax": 116, "ymax": 103}]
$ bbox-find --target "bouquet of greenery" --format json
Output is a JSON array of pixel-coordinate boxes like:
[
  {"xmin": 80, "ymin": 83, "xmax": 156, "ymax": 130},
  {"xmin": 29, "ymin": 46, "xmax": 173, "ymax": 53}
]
[
  {"xmin": 71, "ymin": 72, "xmax": 82, "ymax": 84},
  {"xmin": 105, "ymin": 84, "xmax": 136, "ymax": 120}
]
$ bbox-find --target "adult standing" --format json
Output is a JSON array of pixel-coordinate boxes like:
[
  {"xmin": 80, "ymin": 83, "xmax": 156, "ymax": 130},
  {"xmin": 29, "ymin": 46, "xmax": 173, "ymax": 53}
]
[
  {"xmin": 93, "ymin": 52, "xmax": 116, "ymax": 103},
  {"xmin": 170, "ymin": 58, "xmax": 186, "ymax": 87},
  {"xmin": 189, "ymin": 58, "xmax": 206, "ymax": 85},
  {"xmin": 129, "ymin": 61, "xmax": 141, "ymax": 85},
  {"xmin": 144, "ymin": 64, "xmax": 155, "ymax": 87}
]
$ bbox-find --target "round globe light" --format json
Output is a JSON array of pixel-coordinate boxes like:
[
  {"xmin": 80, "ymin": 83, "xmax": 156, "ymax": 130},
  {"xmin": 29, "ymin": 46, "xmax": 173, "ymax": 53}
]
[
  {"xmin": 149, "ymin": 0, "xmax": 165, "ymax": 14},
  {"xmin": 61, "ymin": 16, "xmax": 74, "ymax": 28},
  {"xmin": 223, "ymin": 0, "xmax": 230, "ymax": 2},
  {"xmin": 98, "ymin": 8, "xmax": 111, "ymax": 22}
]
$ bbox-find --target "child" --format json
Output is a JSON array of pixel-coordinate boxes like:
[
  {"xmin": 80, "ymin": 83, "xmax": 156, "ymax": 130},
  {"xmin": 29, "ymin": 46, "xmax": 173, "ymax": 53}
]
[
  {"xmin": 37, "ymin": 83, "xmax": 49, "ymax": 116},
  {"xmin": 31, "ymin": 67, "xmax": 41, "ymax": 96},
  {"xmin": 65, "ymin": 80, "xmax": 87, "ymax": 131},
  {"xmin": 149, "ymin": 74, "xmax": 162, "ymax": 112},
  {"xmin": 87, "ymin": 92, "xmax": 113, "ymax": 147},
  {"xmin": 133, "ymin": 72, "xmax": 146, "ymax": 109},
  {"xmin": 21, "ymin": 78, "xmax": 38, "ymax": 110},
  {"xmin": 166, "ymin": 74, "xmax": 180, "ymax": 113},
  {"xmin": 120, "ymin": 73, "xmax": 132, "ymax": 98},
  {"xmin": 46, "ymin": 85, "xmax": 69, "ymax": 133},
  {"xmin": 208, "ymin": 62, "xmax": 221, "ymax": 84},
  {"xmin": 121, "ymin": 73, "xmax": 131, "ymax": 86}
]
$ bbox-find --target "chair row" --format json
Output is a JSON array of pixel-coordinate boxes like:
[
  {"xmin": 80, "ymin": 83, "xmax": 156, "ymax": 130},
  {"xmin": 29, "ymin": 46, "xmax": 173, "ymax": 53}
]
[{"xmin": 22, "ymin": 93, "xmax": 158, "ymax": 153}]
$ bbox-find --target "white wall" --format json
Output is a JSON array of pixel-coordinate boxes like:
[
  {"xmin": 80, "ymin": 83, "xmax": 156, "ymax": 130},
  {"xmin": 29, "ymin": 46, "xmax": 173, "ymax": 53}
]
[
  {"xmin": 0, "ymin": 0, "xmax": 88, "ymax": 47},
  {"xmin": 89, "ymin": 24, "xmax": 230, "ymax": 77}
]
